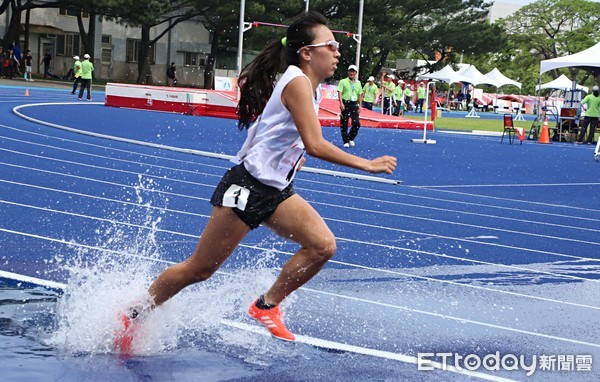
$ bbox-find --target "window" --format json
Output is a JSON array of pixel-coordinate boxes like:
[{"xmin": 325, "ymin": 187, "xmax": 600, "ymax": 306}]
[
  {"xmin": 183, "ymin": 52, "xmax": 208, "ymax": 67},
  {"xmin": 101, "ymin": 35, "xmax": 112, "ymax": 45},
  {"xmin": 59, "ymin": 7, "xmax": 89, "ymax": 18},
  {"xmin": 56, "ymin": 34, "xmax": 81, "ymax": 56},
  {"xmin": 126, "ymin": 39, "xmax": 155, "ymax": 64},
  {"xmin": 101, "ymin": 48, "xmax": 112, "ymax": 64}
]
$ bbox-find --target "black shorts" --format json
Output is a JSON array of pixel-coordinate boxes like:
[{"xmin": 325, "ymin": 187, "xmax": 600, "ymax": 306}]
[{"xmin": 210, "ymin": 164, "xmax": 295, "ymax": 229}]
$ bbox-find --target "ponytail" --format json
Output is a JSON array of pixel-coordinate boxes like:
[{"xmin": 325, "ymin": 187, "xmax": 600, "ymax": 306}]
[{"xmin": 237, "ymin": 11, "xmax": 329, "ymax": 130}]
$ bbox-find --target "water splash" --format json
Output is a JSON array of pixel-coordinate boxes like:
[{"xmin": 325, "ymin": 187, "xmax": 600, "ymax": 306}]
[{"xmin": 46, "ymin": 175, "xmax": 292, "ymax": 359}]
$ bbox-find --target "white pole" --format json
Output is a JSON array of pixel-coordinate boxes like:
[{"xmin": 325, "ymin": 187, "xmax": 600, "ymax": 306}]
[
  {"xmin": 305, "ymin": 0, "xmax": 309, "ymax": 12},
  {"xmin": 411, "ymin": 81, "xmax": 437, "ymax": 144},
  {"xmin": 354, "ymin": 0, "xmax": 364, "ymax": 70},
  {"xmin": 236, "ymin": 0, "xmax": 246, "ymax": 77}
]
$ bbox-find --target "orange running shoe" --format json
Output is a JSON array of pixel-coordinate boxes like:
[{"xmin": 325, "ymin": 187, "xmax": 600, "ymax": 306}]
[
  {"xmin": 113, "ymin": 312, "xmax": 136, "ymax": 354},
  {"xmin": 248, "ymin": 300, "xmax": 296, "ymax": 341}
]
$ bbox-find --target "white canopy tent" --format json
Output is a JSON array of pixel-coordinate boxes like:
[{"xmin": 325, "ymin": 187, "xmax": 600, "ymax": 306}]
[
  {"xmin": 416, "ymin": 65, "xmax": 459, "ymax": 84},
  {"xmin": 535, "ymin": 74, "xmax": 589, "ymax": 93},
  {"xmin": 454, "ymin": 65, "xmax": 497, "ymax": 86},
  {"xmin": 540, "ymin": 42, "xmax": 600, "ymax": 75},
  {"xmin": 484, "ymin": 68, "xmax": 522, "ymax": 89}
]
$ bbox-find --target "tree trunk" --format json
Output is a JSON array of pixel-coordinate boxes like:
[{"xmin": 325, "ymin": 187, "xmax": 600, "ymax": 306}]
[
  {"xmin": 3, "ymin": 0, "xmax": 22, "ymax": 50},
  {"xmin": 136, "ymin": 25, "xmax": 152, "ymax": 84},
  {"xmin": 77, "ymin": 11, "xmax": 96, "ymax": 58},
  {"xmin": 203, "ymin": 28, "xmax": 221, "ymax": 89}
]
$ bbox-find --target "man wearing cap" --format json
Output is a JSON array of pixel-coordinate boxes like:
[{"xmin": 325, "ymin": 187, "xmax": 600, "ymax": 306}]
[
  {"xmin": 78, "ymin": 54, "xmax": 94, "ymax": 101},
  {"xmin": 71, "ymin": 55, "xmax": 82, "ymax": 94},
  {"xmin": 338, "ymin": 65, "xmax": 363, "ymax": 148},
  {"xmin": 403, "ymin": 83, "xmax": 414, "ymax": 112},
  {"xmin": 576, "ymin": 85, "xmax": 600, "ymax": 144},
  {"xmin": 362, "ymin": 76, "xmax": 378, "ymax": 111},
  {"xmin": 417, "ymin": 82, "xmax": 426, "ymax": 113},
  {"xmin": 392, "ymin": 79, "xmax": 404, "ymax": 116},
  {"xmin": 381, "ymin": 73, "xmax": 396, "ymax": 115}
]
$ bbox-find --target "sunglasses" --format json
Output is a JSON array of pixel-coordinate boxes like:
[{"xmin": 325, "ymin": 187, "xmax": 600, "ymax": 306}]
[{"xmin": 297, "ymin": 40, "xmax": 340, "ymax": 53}]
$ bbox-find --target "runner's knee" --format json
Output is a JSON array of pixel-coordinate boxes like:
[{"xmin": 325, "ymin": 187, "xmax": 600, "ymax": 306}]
[{"xmin": 307, "ymin": 234, "xmax": 337, "ymax": 262}]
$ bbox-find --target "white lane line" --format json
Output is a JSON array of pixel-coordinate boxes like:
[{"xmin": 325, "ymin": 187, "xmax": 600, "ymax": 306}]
[
  {"xmin": 11, "ymin": 103, "xmax": 401, "ymax": 185},
  {"xmin": 3, "ymin": 148, "xmax": 600, "ymax": 253},
  {"xmin": 2, "ymin": 170, "xmax": 600, "ymax": 267},
  {"xmin": 422, "ymin": 182, "xmax": 600, "ymax": 188},
  {"xmin": 3, "ymin": 133, "xmax": 598, "ymax": 235},
  {"xmin": 1, "ymin": 266, "xmax": 598, "ymax": 355},
  {"xmin": 2, "ymin": 123, "xmax": 597, "ymax": 223},
  {"xmin": 0, "ymin": 271, "xmax": 516, "ymax": 382},
  {"xmin": 409, "ymin": 186, "xmax": 597, "ymax": 214},
  {"xmin": 2, "ymin": 216, "xmax": 600, "ymax": 311}
]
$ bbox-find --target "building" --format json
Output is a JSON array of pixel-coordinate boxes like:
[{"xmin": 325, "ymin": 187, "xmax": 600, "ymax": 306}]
[{"xmin": 1, "ymin": 4, "xmax": 215, "ymax": 87}]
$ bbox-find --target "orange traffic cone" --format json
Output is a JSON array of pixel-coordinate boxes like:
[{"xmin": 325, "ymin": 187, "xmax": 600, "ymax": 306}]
[
  {"xmin": 538, "ymin": 117, "xmax": 550, "ymax": 144},
  {"xmin": 24, "ymin": 89, "xmax": 29, "ymax": 96}
]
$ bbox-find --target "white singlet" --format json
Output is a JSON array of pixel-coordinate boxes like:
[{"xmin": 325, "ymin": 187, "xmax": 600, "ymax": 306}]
[{"xmin": 233, "ymin": 65, "xmax": 322, "ymax": 191}]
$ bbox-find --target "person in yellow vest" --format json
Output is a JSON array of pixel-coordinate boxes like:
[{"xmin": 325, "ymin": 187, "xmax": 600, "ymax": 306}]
[
  {"xmin": 576, "ymin": 85, "xmax": 600, "ymax": 144},
  {"xmin": 416, "ymin": 82, "xmax": 426, "ymax": 113},
  {"xmin": 381, "ymin": 73, "xmax": 396, "ymax": 115},
  {"xmin": 403, "ymin": 83, "xmax": 413, "ymax": 112},
  {"xmin": 71, "ymin": 56, "xmax": 82, "ymax": 94},
  {"xmin": 78, "ymin": 54, "xmax": 94, "ymax": 101},
  {"xmin": 393, "ymin": 79, "xmax": 404, "ymax": 116},
  {"xmin": 361, "ymin": 76, "xmax": 378, "ymax": 111},
  {"xmin": 337, "ymin": 64, "xmax": 363, "ymax": 147}
]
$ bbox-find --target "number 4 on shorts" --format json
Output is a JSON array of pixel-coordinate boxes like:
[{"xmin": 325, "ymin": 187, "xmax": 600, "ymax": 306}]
[{"xmin": 222, "ymin": 184, "xmax": 250, "ymax": 211}]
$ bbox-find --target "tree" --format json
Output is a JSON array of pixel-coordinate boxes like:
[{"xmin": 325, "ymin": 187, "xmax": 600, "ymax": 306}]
[
  {"xmin": 1, "ymin": 0, "xmax": 61, "ymax": 50},
  {"xmin": 190, "ymin": 0, "xmax": 298, "ymax": 88},
  {"xmin": 95, "ymin": 0, "xmax": 202, "ymax": 84},
  {"xmin": 308, "ymin": 0, "xmax": 505, "ymax": 81},
  {"xmin": 498, "ymin": 0, "xmax": 600, "ymax": 91}
]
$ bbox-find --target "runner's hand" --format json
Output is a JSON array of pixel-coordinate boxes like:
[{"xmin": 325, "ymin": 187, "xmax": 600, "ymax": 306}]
[{"xmin": 366, "ymin": 156, "xmax": 396, "ymax": 174}]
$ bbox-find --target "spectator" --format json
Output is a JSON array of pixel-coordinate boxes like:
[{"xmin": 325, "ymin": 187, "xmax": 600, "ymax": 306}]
[
  {"xmin": 337, "ymin": 64, "xmax": 363, "ymax": 148},
  {"xmin": 4, "ymin": 48, "xmax": 15, "ymax": 79},
  {"xmin": 166, "ymin": 62, "xmax": 177, "ymax": 86},
  {"xmin": 362, "ymin": 76, "xmax": 378, "ymax": 111},
  {"xmin": 576, "ymin": 85, "xmax": 600, "ymax": 144},
  {"xmin": 24, "ymin": 50, "xmax": 33, "ymax": 81},
  {"xmin": 78, "ymin": 54, "xmax": 94, "ymax": 101},
  {"xmin": 42, "ymin": 50, "xmax": 52, "ymax": 79},
  {"xmin": 0, "ymin": 47, "xmax": 4, "ymax": 78},
  {"xmin": 71, "ymin": 56, "xmax": 82, "ymax": 94}
]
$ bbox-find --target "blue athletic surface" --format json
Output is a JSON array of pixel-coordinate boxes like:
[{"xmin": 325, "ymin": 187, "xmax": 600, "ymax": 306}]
[{"xmin": 1, "ymin": 85, "xmax": 599, "ymax": 381}]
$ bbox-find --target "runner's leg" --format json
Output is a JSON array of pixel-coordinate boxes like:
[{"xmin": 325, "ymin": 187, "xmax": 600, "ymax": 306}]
[
  {"xmin": 148, "ymin": 206, "xmax": 250, "ymax": 306},
  {"xmin": 262, "ymin": 194, "xmax": 336, "ymax": 305}
]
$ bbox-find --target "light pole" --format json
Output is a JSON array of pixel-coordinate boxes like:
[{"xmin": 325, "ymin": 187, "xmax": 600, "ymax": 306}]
[{"xmin": 354, "ymin": 0, "xmax": 364, "ymax": 70}]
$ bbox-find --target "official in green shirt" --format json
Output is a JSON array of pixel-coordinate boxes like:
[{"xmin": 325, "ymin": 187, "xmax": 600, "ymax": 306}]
[
  {"xmin": 403, "ymin": 85, "xmax": 413, "ymax": 111},
  {"xmin": 71, "ymin": 55, "xmax": 82, "ymax": 94},
  {"xmin": 416, "ymin": 82, "xmax": 426, "ymax": 113},
  {"xmin": 78, "ymin": 54, "xmax": 94, "ymax": 101},
  {"xmin": 392, "ymin": 80, "xmax": 404, "ymax": 116},
  {"xmin": 337, "ymin": 65, "xmax": 363, "ymax": 148},
  {"xmin": 381, "ymin": 73, "xmax": 396, "ymax": 115},
  {"xmin": 362, "ymin": 76, "xmax": 378, "ymax": 111},
  {"xmin": 576, "ymin": 85, "xmax": 600, "ymax": 144}
]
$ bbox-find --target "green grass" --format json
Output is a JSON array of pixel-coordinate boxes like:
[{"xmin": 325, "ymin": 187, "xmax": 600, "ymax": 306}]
[{"xmin": 433, "ymin": 115, "xmax": 531, "ymax": 132}]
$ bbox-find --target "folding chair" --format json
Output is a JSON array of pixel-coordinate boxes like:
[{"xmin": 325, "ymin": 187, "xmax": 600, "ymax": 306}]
[{"xmin": 501, "ymin": 113, "xmax": 515, "ymax": 144}]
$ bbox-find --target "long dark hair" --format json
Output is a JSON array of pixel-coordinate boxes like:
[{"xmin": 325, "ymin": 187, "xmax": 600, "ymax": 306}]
[{"xmin": 237, "ymin": 11, "xmax": 328, "ymax": 130}]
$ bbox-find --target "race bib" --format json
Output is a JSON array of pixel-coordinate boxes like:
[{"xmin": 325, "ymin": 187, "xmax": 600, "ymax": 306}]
[{"xmin": 222, "ymin": 184, "xmax": 250, "ymax": 211}]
